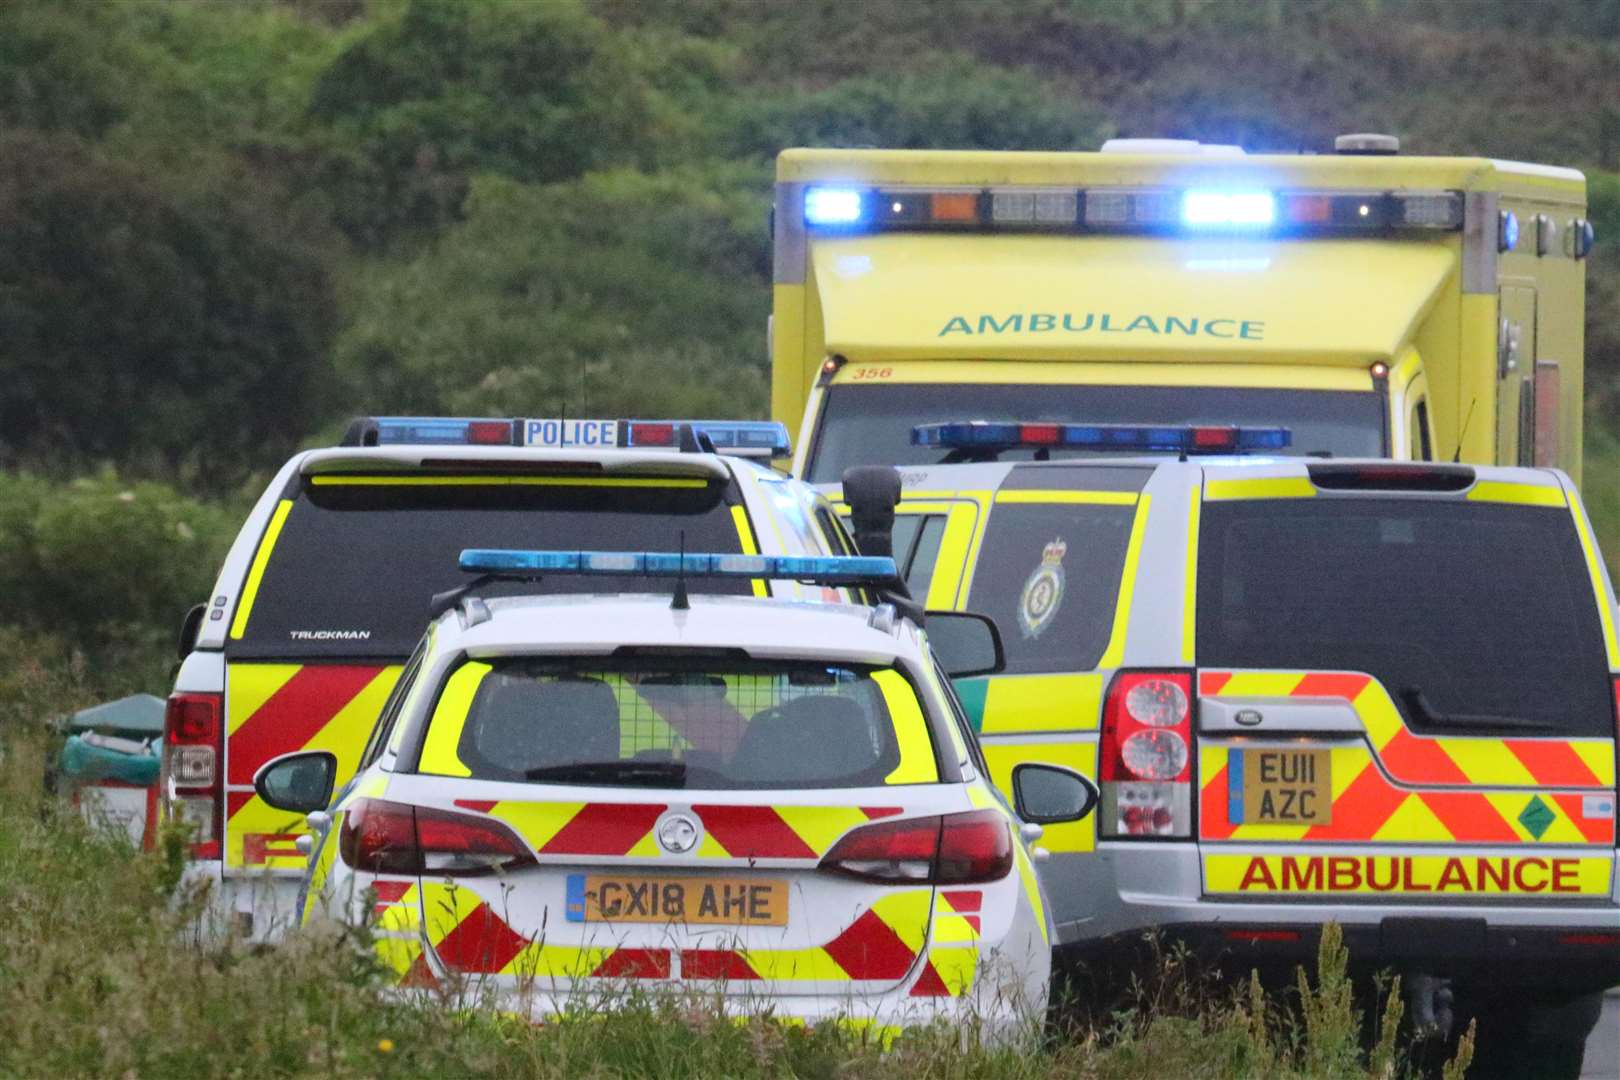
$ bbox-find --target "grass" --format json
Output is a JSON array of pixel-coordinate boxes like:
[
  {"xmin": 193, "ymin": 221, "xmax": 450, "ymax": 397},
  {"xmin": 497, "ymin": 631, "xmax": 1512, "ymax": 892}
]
[{"xmin": 0, "ymin": 717, "xmax": 1475, "ymax": 1080}]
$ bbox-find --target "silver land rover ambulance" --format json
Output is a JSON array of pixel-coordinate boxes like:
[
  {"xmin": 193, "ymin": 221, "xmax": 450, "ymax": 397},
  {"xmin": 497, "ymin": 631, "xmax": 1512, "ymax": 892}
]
[{"xmin": 836, "ymin": 422, "xmax": 1619, "ymax": 1076}]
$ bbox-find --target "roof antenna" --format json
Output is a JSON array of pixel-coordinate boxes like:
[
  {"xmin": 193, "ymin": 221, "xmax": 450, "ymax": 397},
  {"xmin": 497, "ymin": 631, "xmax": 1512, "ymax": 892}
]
[
  {"xmin": 1452, "ymin": 397, "xmax": 1477, "ymax": 463},
  {"xmin": 671, "ymin": 530, "xmax": 690, "ymax": 611}
]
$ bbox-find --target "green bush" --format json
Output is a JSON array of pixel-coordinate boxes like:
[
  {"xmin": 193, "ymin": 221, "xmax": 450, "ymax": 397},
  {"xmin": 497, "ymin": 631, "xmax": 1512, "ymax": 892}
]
[
  {"xmin": 0, "ymin": 130, "xmax": 339, "ymax": 489},
  {"xmin": 0, "ymin": 471, "xmax": 234, "ymax": 648},
  {"xmin": 333, "ymin": 167, "xmax": 772, "ymax": 419},
  {"xmin": 305, "ymin": 0, "xmax": 659, "ymax": 244},
  {"xmin": 727, "ymin": 55, "xmax": 1113, "ymax": 156}
]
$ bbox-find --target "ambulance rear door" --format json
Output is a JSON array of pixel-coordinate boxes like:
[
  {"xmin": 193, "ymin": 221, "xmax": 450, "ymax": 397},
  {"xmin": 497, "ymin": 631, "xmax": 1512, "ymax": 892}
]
[{"xmin": 1193, "ymin": 465, "xmax": 1617, "ymax": 905}]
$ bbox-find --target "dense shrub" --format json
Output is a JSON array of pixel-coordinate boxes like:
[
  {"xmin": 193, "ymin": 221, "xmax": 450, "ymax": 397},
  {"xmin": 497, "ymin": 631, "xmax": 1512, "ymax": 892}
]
[
  {"xmin": 0, "ymin": 131, "xmax": 338, "ymax": 488},
  {"xmin": 306, "ymin": 0, "xmax": 659, "ymax": 244},
  {"xmin": 726, "ymin": 55, "xmax": 1113, "ymax": 155},
  {"xmin": 333, "ymin": 168, "xmax": 772, "ymax": 419},
  {"xmin": 0, "ymin": 471, "xmax": 234, "ymax": 646}
]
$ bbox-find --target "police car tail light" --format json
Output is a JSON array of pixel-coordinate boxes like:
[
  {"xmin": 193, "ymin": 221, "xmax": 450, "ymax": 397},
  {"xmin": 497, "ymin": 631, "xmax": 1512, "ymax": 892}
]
[
  {"xmin": 163, "ymin": 692, "xmax": 222, "ymax": 859},
  {"xmin": 339, "ymin": 799, "xmax": 535, "ymax": 877},
  {"xmin": 412, "ymin": 804, "xmax": 536, "ymax": 876},
  {"xmin": 818, "ymin": 810, "xmax": 1011, "ymax": 885},
  {"xmin": 1100, "ymin": 671, "xmax": 1193, "ymax": 839},
  {"xmin": 934, "ymin": 809, "xmax": 1014, "ymax": 883}
]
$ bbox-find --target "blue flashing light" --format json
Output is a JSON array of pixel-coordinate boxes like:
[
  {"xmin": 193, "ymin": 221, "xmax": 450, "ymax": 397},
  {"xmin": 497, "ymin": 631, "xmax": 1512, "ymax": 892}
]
[
  {"xmin": 459, "ymin": 549, "xmax": 897, "ymax": 585},
  {"xmin": 637, "ymin": 420, "xmax": 790, "ymax": 456},
  {"xmin": 911, "ymin": 421, "xmax": 1291, "ymax": 454},
  {"xmin": 805, "ymin": 187, "xmax": 865, "ymax": 226},
  {"xmin": 1182, "ymin": 190, "xmax": 1276, "ymax": 229},
  {"xmin": 1498, "ymin": 209, "xmax": 1520, "ymax": 252}
]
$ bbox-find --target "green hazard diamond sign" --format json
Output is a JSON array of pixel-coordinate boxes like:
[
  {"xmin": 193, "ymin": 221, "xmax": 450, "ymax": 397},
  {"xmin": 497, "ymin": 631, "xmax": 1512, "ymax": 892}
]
[{"xmin": 1518, "ymin": 796, "xmax": 1556, "ymax": 840}]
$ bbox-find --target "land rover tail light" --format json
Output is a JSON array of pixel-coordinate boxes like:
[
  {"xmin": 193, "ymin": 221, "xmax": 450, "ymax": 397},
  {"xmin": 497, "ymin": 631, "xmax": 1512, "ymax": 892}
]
[
  {"xmin": 1100, "ymin": 671, "xmax": 1194, "ymax": 838},
  {"xmin": 162, "ymin": 692, "xmax": 223, "ymax": 859}
]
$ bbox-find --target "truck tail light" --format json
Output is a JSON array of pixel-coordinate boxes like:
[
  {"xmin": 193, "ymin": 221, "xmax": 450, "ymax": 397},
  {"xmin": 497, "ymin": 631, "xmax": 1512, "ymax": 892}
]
[
  {"xmin": 339, "ymin": 800, "xmax": 535, "ymax": 877},
  {"xmin": 1100, "ymin": 671, "xmax": 1194, "ymax": 838},
  {"xmin": 819, "ymin": 810, "xmax": 1012, "ymax": 885},
  {"xmin": 162, "ymin": 692, "xmax": 223, "ymax": 859}
]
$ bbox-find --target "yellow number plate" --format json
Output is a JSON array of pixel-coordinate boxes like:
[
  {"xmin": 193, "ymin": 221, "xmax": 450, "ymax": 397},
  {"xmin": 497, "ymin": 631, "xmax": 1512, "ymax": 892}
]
[
  {"xmin": 566, "ymin": 874, "xmax": 788, "ymax": 926},
  {"xmin": 1230, "ymin": 748, "xmax": 1332, "ymax": 825}
]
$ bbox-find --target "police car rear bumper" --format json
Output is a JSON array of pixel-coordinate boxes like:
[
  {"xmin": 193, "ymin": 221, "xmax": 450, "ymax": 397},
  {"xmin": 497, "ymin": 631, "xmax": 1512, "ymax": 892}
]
[{"xmin": 1051, "ymin": 844, "xmax": 1620, "ymax": 994}]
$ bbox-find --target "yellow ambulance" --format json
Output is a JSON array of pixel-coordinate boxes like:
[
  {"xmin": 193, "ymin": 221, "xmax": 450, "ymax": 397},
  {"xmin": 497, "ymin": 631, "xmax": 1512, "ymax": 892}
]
[{"xmin": 770, "ymin": 137, "xmax": 1597, "ymax": 484}]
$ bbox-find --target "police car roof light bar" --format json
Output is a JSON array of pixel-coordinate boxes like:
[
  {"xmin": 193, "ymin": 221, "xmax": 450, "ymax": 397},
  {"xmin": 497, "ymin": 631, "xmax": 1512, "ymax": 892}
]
[
  {"xmin": 341, "ymin": 416, "xmax": 790, "ymax": 458},
  {"xmin": 911, "ymin": 421, "xmax": 1292, "ymax": 454},
  {"xmin": 458, "ymin": 549, "xmax": 899, "ymax": 587}
]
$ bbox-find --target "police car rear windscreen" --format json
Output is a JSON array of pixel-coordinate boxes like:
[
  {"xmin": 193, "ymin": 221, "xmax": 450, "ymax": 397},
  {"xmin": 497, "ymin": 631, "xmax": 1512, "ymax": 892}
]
[
  {"xmin": 228, "ymin": 478, "xmax": 749, "ymax": 659},
  {"xmin": 1196, "ymin": 499, "xmax": 1613, "ymax": 736},
  {"xmin": 808, "ymin": 384, "xmax": 1383, "ymax": 481}
]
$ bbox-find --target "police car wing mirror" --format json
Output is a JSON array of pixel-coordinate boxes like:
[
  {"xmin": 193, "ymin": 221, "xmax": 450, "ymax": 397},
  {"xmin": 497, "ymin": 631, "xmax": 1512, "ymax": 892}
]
[
  {"xmin": 1012, "ymin": 763, "xmax": 1100, "ymax": 826},
  {"xmin": 253, "ymin": 751, "xmax": 338, "ymax": 814},
  {"xmin": 841, "ymin": 465, "xmax": 902, "ymax": 558},
  {"xmin": 926, "ymin": 611, "xmax": 1004, "ymax": 678},
  {"xmin": 177, "ymin": 603, "xmax": 207, "ymax": 660}
]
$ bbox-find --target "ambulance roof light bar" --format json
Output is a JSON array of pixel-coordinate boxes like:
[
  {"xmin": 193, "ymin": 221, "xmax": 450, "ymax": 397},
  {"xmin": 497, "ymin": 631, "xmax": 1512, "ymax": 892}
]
[
  {"xmin": 341, "ymin": 417, "xmax": 790, "ymax": 458},
  {"xmin": 912, "ymin": 421, "xmax": 1292, "ymax": 454},
  {"xmin": 458, "ymin": 549, "xmax": 899, "ymax": 586},
  {"xmin": 803, "ymin": 184, "xmax": 1463, "ymax": 233}
]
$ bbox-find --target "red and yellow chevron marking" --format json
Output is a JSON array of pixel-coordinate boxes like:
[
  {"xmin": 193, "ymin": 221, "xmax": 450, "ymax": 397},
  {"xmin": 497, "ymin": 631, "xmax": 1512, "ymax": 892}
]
[
  {"xmin": 911, "ymin": 889, "xmax": 982, "ymax": 998},
  {"xmin": 411, "ymin": 881, "xmax": 931, "ymax": 986},
  {"xmin": 449, "ymin": 801, "xmax": 904, "ymax": 861},
  {"xmin": 371, "ymin": 879, "xmax": 427, "ymax": 982},
  {"xmin": 1199, "ymin": 744, "xmax": 1614, "ymax": 845},
  {"xmin": 1200, "ymin": 670, "xmax": 1615, "ymax": 789},
  {"xmin": 224, "ymin": 663, "xmax": 402, "ymax": 868}
]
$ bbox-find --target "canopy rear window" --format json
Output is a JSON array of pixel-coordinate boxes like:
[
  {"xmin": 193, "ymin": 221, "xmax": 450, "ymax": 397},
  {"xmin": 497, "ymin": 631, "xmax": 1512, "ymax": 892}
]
[
  {"xmin": 967, "ymin": 500, "xmax": 1136, "ymax": 675},
  {"xmin": 417, "ymin": 658, "xmax": 938, "ymax": 790},
  {"xmin": 229, "ymin": 477, "xmax": 748, "ymax": 659},
  {"xmin": 1197, "ymin": 498, "xmax": 1612, "ymax": 736},
  {"xmin": 807, "ymin": 383, "xmax": 1383, "ymax": 482}
]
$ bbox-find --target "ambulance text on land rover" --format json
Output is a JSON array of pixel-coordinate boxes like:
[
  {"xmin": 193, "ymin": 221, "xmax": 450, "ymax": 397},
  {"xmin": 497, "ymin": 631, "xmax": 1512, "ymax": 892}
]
[{"xmin": 770, "ymin": 138, "xmax": 1597, "ymax": 485}]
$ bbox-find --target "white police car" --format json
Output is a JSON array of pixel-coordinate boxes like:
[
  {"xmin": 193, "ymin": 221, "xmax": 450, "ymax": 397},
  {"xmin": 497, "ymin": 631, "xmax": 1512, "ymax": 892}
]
[
  {"xmin": 164, "ymin": 416, "xmax": 864, "ymax": 942},
  {"xmin": 253, "ymin": 550, "xmax": 1098, "ymax": 1033}
]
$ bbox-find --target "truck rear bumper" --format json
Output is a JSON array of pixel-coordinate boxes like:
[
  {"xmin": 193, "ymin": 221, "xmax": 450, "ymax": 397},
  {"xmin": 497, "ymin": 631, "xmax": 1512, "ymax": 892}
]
[{"xmin": 175, "ymin": 861, "xmax": 304, "ymax": 944}]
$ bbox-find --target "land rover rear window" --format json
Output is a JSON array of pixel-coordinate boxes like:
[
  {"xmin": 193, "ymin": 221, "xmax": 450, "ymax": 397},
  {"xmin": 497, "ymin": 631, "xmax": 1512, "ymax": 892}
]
[
  {"xmin": 967, "ymin": 502, "xmax": 1136, "ymax": 675},
  {"xmin": 807, "ymin": 383, "xmax": 1384, "ymax": 481},
  {"xmin": 1197, "ymin": 498, "xmax": 1612, "ymax": 736},
  {"xmin": 228, "ymin": 477, "xmax": 748, "ymax": 659}
]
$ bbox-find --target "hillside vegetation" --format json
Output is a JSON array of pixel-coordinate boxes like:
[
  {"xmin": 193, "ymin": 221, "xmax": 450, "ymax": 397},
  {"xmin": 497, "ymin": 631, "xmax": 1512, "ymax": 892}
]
[{"xmin": 1, "ymin": 0, "xmax": 1617, "ymax": 688}]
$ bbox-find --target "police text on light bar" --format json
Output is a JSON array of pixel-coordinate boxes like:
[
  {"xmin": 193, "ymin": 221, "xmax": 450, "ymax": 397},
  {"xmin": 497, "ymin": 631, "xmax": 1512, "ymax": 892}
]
[
  {"xmin": 459, "ymin": 549, "xmax": 897, "ymax": 586},
  {"xmin": 911, "ymin": 421, "xmax": 1291, "ymax": 453}
]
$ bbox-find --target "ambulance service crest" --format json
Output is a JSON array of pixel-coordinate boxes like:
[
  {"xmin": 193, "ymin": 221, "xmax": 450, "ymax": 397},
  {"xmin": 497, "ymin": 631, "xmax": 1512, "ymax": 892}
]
[{"xmin": 1018, "ymin": 539, "xmax": 1067, "ymax": 639}]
